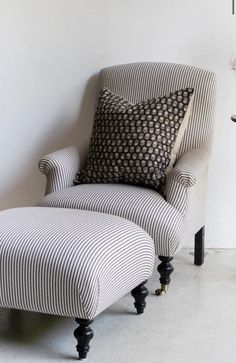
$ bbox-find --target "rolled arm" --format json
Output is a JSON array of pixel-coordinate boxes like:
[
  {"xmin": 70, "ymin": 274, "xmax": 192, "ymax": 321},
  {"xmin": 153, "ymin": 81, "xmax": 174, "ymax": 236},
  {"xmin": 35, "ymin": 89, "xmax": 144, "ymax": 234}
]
[
  {"xmin": 165, "ymin": 149, "xmax": 210, "ymax": 216},
  {"xmin": 39, "ymin": 146, "xmax": 80, "ymax": 195}
]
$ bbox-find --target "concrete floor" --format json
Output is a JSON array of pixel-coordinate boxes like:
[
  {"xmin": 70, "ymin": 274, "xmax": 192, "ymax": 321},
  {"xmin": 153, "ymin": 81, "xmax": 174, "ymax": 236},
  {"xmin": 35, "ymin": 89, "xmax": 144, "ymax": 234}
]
[{"xmin": 0, "ymin": 249, "xmax": 236, "ymax": 363}]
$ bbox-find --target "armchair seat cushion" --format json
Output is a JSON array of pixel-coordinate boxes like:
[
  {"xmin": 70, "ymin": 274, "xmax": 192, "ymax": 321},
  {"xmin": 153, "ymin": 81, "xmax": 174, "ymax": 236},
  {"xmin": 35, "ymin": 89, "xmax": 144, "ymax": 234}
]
[{"xmin": 38, "ymin": 184, "xmax": 183, "ymax": 256}]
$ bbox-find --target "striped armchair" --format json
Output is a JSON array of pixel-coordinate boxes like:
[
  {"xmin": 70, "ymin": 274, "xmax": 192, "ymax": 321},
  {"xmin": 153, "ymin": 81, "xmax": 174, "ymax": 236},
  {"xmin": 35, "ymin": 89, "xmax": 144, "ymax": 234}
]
[{"xmin": 38, "ymin": 62, "xmax": 216, "ymax": 295}]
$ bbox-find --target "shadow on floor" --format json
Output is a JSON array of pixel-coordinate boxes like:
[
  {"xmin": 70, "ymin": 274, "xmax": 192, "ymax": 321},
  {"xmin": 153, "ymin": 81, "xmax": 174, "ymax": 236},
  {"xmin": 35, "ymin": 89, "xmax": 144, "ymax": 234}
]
[{"xmin": 0, "ymin": 308, "xmax": 68, "ymax": 344}]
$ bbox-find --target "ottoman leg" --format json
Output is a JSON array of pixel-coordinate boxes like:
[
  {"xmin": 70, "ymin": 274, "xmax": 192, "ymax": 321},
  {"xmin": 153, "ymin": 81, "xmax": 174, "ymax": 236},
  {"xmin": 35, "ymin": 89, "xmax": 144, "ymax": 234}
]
[
  {"xmin": 74, "ymin": 318, "xmax": 94, "ymax": 360},
  {"xmin": 131, "ymin": 280, "xmax": 149, "ymax": 314}
]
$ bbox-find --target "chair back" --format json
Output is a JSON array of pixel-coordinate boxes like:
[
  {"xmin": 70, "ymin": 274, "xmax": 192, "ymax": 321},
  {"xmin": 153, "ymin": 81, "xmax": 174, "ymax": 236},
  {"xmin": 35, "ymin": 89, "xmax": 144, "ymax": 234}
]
[{"xmin": 99, "ymin": 62, "xmax": 216, "ymax": 156}]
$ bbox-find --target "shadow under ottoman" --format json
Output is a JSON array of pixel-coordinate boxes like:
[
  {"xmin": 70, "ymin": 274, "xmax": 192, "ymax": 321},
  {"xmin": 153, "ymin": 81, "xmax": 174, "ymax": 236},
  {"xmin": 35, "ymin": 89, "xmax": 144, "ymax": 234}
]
[{"xmin": 0, "ymin": 207, "xmax": 154, "ymax": 359}]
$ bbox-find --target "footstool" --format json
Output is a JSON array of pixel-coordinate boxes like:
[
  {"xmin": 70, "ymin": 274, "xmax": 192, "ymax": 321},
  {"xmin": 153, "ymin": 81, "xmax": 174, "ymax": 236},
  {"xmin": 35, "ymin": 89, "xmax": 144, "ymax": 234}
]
[{"xmin": 0, "ymin": 207, "xmax": 154, "ymax": 359}]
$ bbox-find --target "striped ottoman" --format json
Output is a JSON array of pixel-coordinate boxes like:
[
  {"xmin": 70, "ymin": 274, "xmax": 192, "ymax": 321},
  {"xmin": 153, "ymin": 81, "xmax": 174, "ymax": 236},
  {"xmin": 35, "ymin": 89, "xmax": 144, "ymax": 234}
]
[{"xmin": 0, "ymin": 207, "xmax": 154, "ymax": 359}]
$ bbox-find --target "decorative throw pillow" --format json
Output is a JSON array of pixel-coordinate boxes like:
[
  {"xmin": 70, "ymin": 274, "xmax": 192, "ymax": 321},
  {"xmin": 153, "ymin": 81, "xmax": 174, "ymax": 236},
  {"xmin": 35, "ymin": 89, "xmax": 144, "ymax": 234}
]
[{"xmin": 74, "ymin": 87, "xmax": 194, "ymax": 194}]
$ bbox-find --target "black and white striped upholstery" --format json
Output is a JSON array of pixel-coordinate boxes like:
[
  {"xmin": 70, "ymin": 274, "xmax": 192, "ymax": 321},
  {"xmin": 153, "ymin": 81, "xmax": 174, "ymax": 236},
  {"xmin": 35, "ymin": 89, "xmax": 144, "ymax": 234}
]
[
  {"xmin": 39, "ymin": 146, "xmax": 80, "ymax": 195},
  {"xmin": 39, "ymin": 184, "xmax": 183, "ymax": 256},
  {"xmin": 0, "ymin": 207, "xmax": 154, "ymax": 319},
  {"xmin": 38, "ymin": 62, "xmax": 216, "ymax": 256}
]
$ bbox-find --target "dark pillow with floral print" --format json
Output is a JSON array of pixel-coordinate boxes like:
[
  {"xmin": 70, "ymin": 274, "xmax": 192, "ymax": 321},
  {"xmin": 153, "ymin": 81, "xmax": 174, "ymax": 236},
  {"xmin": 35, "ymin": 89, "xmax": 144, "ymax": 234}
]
[{"xmin": 74, "ymin": 87, "xmax": 194, "ymax": 194}]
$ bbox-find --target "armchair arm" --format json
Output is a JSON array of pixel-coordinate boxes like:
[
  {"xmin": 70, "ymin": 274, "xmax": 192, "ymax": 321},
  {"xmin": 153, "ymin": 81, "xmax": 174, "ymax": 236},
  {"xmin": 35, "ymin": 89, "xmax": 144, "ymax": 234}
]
[
  {"xmin": 165, "ymin": 149, "xmax": 210, "ymax": 216},
  {"xmin": 39, "ymin": 146, "xmax": 80, "ymax": 195}
]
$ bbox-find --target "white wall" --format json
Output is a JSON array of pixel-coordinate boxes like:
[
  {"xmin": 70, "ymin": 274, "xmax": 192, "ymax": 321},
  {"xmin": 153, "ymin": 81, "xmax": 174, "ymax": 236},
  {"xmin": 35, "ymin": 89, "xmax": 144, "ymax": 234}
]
[
  {"xmin": 0, "ymin": 0, "xmax": 235, "ymax": 248},
  {"xmin": 0, "ymin": 0, "xmax": 108, "ymax": 207}
]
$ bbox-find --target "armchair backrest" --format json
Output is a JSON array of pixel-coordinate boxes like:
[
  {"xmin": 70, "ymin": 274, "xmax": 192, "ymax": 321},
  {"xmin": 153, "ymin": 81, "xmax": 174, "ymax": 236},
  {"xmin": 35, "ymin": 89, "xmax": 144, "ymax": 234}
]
[{"xmin": 99, "ymin": 62, "xmax": 216, "ymax": 156}]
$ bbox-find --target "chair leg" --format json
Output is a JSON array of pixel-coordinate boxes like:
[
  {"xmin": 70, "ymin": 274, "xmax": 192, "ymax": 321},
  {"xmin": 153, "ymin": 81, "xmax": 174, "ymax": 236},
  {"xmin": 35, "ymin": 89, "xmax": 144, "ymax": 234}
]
[
  {"xmin": 155, "ymin": 256, "xmax": 174, "ymax": 296},
  {"xmin": 74, "ymin": 318, "xmax": 94, "ymax": 360},
  {"xmin": 131, "ymin": 280, "xmax": 148, "ymax": 314},
  {"xmin": 194, "ymin": 226, "xmax": 205, "ymax": 266}
]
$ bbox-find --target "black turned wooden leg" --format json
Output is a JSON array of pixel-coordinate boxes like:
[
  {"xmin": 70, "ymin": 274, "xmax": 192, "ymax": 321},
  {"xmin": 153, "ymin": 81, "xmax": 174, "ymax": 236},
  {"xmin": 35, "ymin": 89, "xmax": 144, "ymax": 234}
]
[
  {"xmin": 194, "ymin": 226, "xmax": 205, "ymax": 266},
  {"xmin": 74, "ymin": 319, "xmax": 94, "ymax": 360},
  {"xmin": 155, "ymin": 256, "xmax": 174, "ymax": 296},
  {"xmin": 131, "ymin": 280, "xmax": 149, "ymax": 314}
]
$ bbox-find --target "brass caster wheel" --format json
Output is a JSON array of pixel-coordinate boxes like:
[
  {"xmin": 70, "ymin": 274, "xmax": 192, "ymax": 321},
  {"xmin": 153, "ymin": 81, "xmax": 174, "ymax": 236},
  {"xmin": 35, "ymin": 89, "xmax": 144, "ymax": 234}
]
[{"xmin": 155, "ymin": 284, "xmax": 169, "ymax": 296}]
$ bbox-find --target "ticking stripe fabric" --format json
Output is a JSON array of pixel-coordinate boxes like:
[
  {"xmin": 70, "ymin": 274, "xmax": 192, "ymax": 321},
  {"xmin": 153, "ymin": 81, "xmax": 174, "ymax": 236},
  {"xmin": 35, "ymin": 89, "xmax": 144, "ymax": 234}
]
[
  {"xmin": 99, "ymin": 62, "xmax": 216, "ymax": 156},
  {"xmin": 38, "ymin": 62, "xmax": 216, "ymax": 197},
  {"xmin": 37, "ymin": 62, "xmax": 216, "ymax": 257},
  {"xmin": 38, "ymin": 184, "xmax": 184, "ymax": 256},
  {"xmin": 39, "ymin": 146, "xmax": 80, "ymax": 195},
  {"xmin": 0, "ymin": 207, "xmax": 154, "ymax": 319},
  {"xmin": 165, "ymin": 149, "xmax": 210, "ymax": 216}
]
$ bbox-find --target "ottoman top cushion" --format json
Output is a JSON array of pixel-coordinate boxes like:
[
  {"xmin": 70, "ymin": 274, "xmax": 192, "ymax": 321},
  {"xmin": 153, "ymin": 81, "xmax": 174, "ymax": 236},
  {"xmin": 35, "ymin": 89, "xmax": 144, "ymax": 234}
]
[{"xmin": 0, "ymin": 207, "xmax": 154, "ymax": 319}]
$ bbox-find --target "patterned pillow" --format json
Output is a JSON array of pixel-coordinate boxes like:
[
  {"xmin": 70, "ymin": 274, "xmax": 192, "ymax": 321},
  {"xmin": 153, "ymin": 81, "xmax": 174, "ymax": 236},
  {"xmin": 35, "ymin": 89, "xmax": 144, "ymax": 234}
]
[{"xmin": 74, "ymin": 87, "xmax": 194, "ymax": 194}]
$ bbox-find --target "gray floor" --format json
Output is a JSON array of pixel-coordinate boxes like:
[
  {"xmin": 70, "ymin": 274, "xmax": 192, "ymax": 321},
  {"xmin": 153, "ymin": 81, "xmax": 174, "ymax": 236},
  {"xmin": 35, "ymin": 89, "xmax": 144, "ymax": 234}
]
[{"xmin": 0, "ymin": 249, "xmax": 236, "ymax": 363}]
